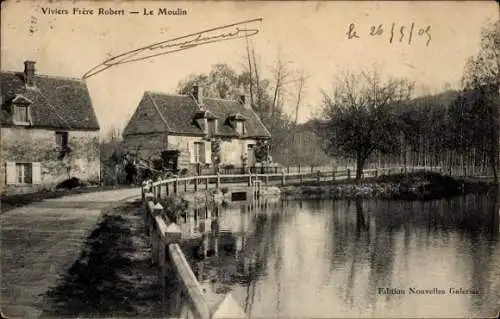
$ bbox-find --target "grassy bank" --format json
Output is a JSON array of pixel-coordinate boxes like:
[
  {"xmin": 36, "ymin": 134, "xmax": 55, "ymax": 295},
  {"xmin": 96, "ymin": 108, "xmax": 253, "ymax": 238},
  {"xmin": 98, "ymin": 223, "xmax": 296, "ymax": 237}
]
[
  {"xmin": 41, "ymin": 201, "xmax": 165, "ymax": 318},
  {"xmin": 281, "ymin": 171, "xmax": 495, "ymax": 200}
]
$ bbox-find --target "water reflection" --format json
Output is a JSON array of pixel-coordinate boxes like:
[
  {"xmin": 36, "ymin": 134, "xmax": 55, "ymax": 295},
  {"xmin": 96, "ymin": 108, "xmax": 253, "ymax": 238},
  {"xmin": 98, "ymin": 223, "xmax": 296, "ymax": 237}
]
[{"xmin": 175, "ymin": 192, "xmax": 499, "ymax": 318}]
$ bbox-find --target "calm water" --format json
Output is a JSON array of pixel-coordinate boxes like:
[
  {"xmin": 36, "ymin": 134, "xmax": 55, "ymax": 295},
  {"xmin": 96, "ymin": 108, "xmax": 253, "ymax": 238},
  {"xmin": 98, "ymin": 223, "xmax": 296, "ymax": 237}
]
[{"xmin": 181, "ymin": 192, "xmax": 500, "ymax": 318}]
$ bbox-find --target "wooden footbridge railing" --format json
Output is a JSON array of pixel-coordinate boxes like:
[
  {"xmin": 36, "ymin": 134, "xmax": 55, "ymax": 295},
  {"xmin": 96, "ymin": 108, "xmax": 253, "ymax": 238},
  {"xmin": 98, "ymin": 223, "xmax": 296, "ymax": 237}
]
[{"xmin": 142, "ymin": 166, "xmax": 443, "ymax": 202}]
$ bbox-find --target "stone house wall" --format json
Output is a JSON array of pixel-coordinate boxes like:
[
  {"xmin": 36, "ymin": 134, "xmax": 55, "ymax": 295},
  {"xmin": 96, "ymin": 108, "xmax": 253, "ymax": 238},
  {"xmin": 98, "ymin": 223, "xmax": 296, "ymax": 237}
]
[{"xmin": 1, "ymin": 127, "xmax": 100, "ymax": 195}]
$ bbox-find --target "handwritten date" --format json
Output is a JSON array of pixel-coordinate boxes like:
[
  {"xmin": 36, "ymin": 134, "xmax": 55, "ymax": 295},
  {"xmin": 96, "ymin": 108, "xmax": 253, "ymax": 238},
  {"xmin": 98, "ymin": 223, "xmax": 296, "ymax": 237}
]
[{"xmin": 346, "ymin": 22, "xmax": 431, "ymax": 46}]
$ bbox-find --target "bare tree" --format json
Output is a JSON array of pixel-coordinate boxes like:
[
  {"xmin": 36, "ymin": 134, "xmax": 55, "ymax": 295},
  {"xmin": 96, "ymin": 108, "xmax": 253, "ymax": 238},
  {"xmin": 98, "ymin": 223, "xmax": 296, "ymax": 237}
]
[
  {"xmin": 461, "ymin": 20, "xmax": 499, "ymax": 182},
  {"xmin": 315, "ymin": 70, "xmax": 414, "ymax": 180},
  {"xmin": 293, "ymin": 69, "xmax": 308, "ymax": 126}
]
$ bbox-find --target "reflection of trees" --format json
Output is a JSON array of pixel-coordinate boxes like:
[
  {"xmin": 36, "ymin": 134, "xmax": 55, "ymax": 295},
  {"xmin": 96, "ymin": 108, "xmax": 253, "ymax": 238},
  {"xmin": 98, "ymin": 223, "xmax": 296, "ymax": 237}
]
[{"xmin": 465, "ymin": 187, "xmax": 499, "ymax": 314}]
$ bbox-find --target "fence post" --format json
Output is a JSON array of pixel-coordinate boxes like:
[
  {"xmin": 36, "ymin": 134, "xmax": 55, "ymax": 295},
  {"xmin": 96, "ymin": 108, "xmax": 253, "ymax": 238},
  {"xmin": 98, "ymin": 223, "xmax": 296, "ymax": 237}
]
[
  {"xmin": 281, "ymin": 171, "xmax": 285, "ymax": 186},
  {"xmin": 299, "ymin": 173, "xmax": 303, "ymax": 183},
  {"xmin": 161, "ymin": 223, "xmax": 182, "ymax": 287},
  {"xmin": 184, "ymin": 179, "xmax": 188, "ymax": 192},
  {"xmin": 311, "ymin": 165, "xmax": 314, "ymax": 173},
  {"xmin": 248, "ymin": 174, "xmax": 252, "ymax": 187},
  {"xmin": 332, "ymin": 171, "xmax": 336, "ymax": 181},
  {"xmin": 265, "ymin": 175, "xmax": 269, "ymax": 185},
  {"xmin": 194, "ymin": 177, "xmax": 198, "ymax": 191},
  {"xmin": 166, "ymin": 182, "xmax": 170, "ymax": 196},
  {"xmin": 375, "ymin": 169, "xmax": 378, "ymax": 177},
  {"xmin": 174, "ymin": 177, "xmax": 179, "ymax": 195},
  {"xmin": 316, "ymin": 170, "xmax": 321, "ymax": 182},
  {"xmin": 298, "ymin": 164, "xmax": 301, "ymax": 173},
  {"xmin": 151, "ymin": 203, "xmax": 163, "ymax": 265},
  {"xmin": 287, "ymin": 165, "xmax": 290, "ymax": 173},
  {"xmin": 205, "ymin": 177, "xmax": 209, "ymax": 189},
  {"xmin": 347, "ymin": 169, "xmax": 351, "ymax": 180},
  {"xmin": 216, "ymin": 173, "xmax": 221, "ymax": 189},
  {"xmin": 400, "ymin": 167, "xmax": 404, "ymax": 174}
]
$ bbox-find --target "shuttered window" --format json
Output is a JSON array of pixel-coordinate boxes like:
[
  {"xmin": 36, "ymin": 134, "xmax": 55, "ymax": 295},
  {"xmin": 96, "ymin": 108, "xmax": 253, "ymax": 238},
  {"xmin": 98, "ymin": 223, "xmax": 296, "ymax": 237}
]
[
  {"xmin": 193, "ymin": 142, "xmax": 205, "ymax": 163},
  {"xmin": 16, "ymin": 163, "xmax": 32, "ymax": 184},
  {"xmin": 6, "ymin": 162, "xmax": 41, "ymax": 185}
]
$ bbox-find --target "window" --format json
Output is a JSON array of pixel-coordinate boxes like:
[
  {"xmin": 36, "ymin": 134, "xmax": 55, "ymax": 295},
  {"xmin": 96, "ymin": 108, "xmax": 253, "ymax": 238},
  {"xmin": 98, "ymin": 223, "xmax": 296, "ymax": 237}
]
[
  {"xmin": 193, "ymin": 142, "xmax": 205, "ymax": 163},
  {"xmin": 207, "ymin": 119, "xmax": 217, "ymax": 136},
  {"xmin": 55, "ymin": 131, "xmax": 69, "ymax": 148},
  {"xmin": 13, "ymin": 106, "xmax": 30, "ymax": 124},
  {"xmin": 236, "ymin": 122, "xmax": 245, "ymax": 135},
  {"xmin": 16, "ymin": 163, "xmax": 32, "ymax": 184}
]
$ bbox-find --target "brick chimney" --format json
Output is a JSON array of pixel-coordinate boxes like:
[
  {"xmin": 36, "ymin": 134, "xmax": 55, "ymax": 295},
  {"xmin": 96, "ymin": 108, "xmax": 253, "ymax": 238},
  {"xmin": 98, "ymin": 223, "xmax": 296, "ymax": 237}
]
[
  {"xmin": 24, "ymin": 60, "xmax": 36, "ymax": 87},
  {"xmin": 239, "ymin": 94, "xmax": 250, "ymax": 109},
  {"xmin": 192, "ymin": 85, "xmax": 203, "ymax": 106}
]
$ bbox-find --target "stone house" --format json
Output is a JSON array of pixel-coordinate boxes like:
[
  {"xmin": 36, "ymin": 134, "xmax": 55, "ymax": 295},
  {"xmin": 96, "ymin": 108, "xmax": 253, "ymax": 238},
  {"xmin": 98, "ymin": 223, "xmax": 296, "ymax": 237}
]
[
  {"xmin": 122, "ymin": 85, "xmax": 271, "ymax": 173},
  {"xmin": 1, "ymin": 61, "xmax": 100, "ymax": 195}
]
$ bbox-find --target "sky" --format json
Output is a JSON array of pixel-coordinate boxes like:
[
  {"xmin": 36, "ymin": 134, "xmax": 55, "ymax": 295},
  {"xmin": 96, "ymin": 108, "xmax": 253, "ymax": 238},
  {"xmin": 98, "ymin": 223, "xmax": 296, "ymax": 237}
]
[{"xmin": 1, "ymin": 0, "xmax": 497, "ymax": 136}]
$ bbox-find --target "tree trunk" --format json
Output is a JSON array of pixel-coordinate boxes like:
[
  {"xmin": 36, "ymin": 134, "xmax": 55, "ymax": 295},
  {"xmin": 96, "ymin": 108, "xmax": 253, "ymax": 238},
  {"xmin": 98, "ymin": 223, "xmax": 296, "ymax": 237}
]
[{"xmin": 355, "ymin": 153, "xmax": 365, "ymax": 181}]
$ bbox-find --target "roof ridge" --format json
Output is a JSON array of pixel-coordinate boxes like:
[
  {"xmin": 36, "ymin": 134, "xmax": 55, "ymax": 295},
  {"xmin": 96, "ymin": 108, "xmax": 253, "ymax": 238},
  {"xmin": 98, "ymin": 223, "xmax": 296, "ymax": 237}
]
[
  {"xmin": 1, "ymin": 70, "xmax": 85, "ymax": 83},
  {"xmin": 144, "ymin": 90, "xmax": 240, "ymax": 104}
]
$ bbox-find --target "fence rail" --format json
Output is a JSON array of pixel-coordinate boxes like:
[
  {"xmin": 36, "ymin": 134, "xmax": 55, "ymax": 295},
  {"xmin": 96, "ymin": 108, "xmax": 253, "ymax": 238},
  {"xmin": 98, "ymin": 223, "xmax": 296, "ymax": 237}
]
[
  {"xmin": 143, "ymin": 166, "xmax": 443, "ymax": 202},
  {"xmin": 143, "ymin": 193, "xmax": 245, "ymax": 319}
]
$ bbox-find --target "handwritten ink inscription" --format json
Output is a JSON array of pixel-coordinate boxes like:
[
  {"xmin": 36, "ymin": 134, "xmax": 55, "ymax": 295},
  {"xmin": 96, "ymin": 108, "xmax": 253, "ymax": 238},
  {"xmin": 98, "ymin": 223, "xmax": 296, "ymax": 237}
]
[
  {"xmin": 346, "ymin": 22, "xmax": 431, "ymax": 46},
  {"xmin": 82, "ymin": 18, "xmax": 262, "ymax": 79}
]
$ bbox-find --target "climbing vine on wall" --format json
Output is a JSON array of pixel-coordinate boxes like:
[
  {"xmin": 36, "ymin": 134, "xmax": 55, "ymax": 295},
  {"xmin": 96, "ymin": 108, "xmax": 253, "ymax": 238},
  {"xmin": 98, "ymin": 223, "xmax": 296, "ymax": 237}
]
[{"xmin": 254, "ymin": 139, "xmax": 271, "ymax": 163}]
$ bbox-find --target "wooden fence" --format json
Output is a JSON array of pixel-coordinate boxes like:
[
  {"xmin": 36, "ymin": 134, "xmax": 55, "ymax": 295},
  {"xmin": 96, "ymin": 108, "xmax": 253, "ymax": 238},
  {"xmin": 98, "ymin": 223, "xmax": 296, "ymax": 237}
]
[
  {"xmin": 143, "ymin": 166, "xmax": 443, "ymax": 203},
  {"xmin": 143, "ymin": 192, "xmax": 245, "ymax": 319}
]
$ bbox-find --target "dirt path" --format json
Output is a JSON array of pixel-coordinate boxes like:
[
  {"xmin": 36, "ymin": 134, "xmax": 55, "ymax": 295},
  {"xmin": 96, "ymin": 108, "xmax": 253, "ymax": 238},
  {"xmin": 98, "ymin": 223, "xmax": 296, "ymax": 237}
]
[
  {"xmin": 0, "ymin": 188, "xmax": 140, "ymax": 318},
  {"xmin": 40, "ymin": 200, "xmax": 166, "ymax": 318}
]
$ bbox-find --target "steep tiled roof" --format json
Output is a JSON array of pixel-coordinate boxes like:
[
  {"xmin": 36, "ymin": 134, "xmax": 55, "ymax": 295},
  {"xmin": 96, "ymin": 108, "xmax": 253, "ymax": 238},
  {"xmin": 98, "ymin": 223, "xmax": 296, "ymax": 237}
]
[
  {"xmin": 123, "ymin": 91, "xmax": 271, "ymax": 138},
  {"xmin": 0, "ymin": 71, "xmax": 99, "ymax": 130}
]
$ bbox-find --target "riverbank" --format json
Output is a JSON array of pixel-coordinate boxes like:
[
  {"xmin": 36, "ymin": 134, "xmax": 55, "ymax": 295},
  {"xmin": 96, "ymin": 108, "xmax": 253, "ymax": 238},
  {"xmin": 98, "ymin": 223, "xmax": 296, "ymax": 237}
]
[{"xmin": 281, "ymin": 171, "xmax": 495, "ymax": 200}]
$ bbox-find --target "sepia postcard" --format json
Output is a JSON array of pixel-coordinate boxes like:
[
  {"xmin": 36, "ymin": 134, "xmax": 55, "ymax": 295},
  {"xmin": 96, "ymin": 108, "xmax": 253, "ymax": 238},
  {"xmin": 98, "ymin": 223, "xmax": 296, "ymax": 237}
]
[{"xmin": 1, "ymin": 0, "xmax": 499, "ymax": 318}]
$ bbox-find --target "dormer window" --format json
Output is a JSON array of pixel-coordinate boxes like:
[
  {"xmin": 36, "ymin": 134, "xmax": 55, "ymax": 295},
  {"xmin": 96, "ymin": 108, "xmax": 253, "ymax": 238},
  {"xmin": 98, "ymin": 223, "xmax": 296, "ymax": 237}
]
[
  {"xmin": 208, "ymin": 119, "xmax": 217, "ymax": 136},
  {"xmin": 11, "ymin": 94, "xmax": 33, "ymax": 126},
  {"xmin": 193, "ymin": 109, "xmax": 219, "ymax": 136},
  {"xmin": 13, "ymin": 105, "xmax": 30, "ymax": 125},
  {"xmin": 228, "ymin": 113, "xmax": 247, "ymax": 136},
  {"xmin": 236, "ymin": 121, "xmax": 245, "ymax": 135}
]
